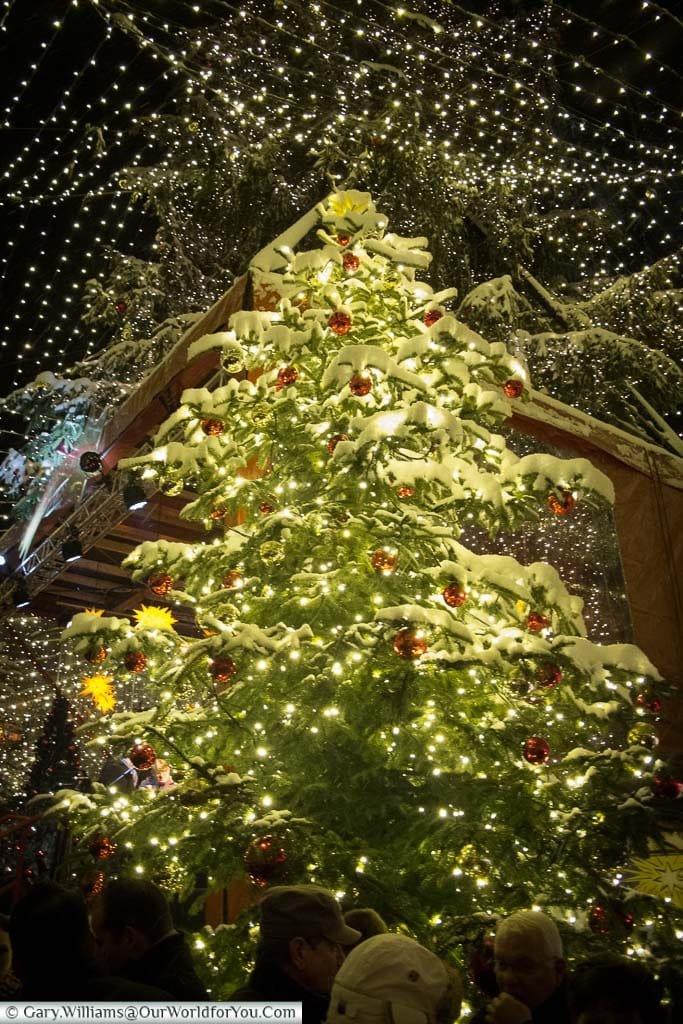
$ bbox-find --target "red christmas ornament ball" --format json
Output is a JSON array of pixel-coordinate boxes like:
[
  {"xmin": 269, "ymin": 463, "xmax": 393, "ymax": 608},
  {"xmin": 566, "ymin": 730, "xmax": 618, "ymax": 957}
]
[
  {"xmin": 397, "ymin": 485, "xmax": 414, "ymax": 499},
  {"xmin": 548, "ymin": 491, "xmax": 576, "ymax": 516},
  {"xmin": 327, "ymin": 433, "xmax": 348, "ymax": 455},
  {"xmin": 124, "ymin": 650, "xmax": 147, "ymax": 674},
  {"xmin": 636, "ymin": 691, "xmax": 662, "ymax": 714},
  {"xmin": 129, "ymin": 743, "xmax": 156, "ymax": 770},
  {"xmin": 148, "ymin": 572, "xmax": 174, "ymax": 596},
  {"xmin": 201, "ymin": 418, "xmax": 224, "ymax": 437},
  {"xmin": 245, "ymin": 834, "xmax": 288, "ymax": 887},
  {"xmin": 342, "ymin": 252, "xmax": 360, "ymax": 272},
  {"xmin": 79, "ymin": 451, "xmax": 103, "ymax": 474},
  {"xmin": 86, "ymin": 646, "xmax": 108, "ymax": 665},
  {"xmin": 259, "ymin": 502, "xmax": 274, "ymax": 515},
  {"xmin": 371, "ymin": 549, "xmax": 398, "ymax": 573},
  {"xmin": 536, "ymin": 663, "xmax": 562, "ymax": 689},
  {"xmin": 651, "ymin": 774, "xmax": 681, "ymax": 799},
  {"xmin": 589, "ymin": 905, "xmax": 610, "ymax": 934},
  {"xmin": 209, "ymin": 507, "xmax": 226, "ymax": 520},
  {"xmin": 423, "ymin": 309, "xmax": 443, "ymax": 328},
  {"xmin": 328, "ymin": 311, "xmax": 352, "ymax": 336},
  {"xmin": 88, "ymin": 835, "xmax": 117, "ymax": 860},
  {"xmin": 337, "ymin": 234, "xmax": 350, "ymax": 246},
  {"xmin": 526, "ymin": 612, "xmax": 549, "ymax": 632},
  {"xmin": 114, "ymin": 300, "xmax": 127, "ymax": 315},
  {"xmin": 443, "ymin": 582, "xmax": 467, "ymax": 608},
  {"xmin": 392, "ymin": 629, "xmax": 428, "ymax": 660},
  {"xmin": 275, "ymin": 366, "xmax": 299, "ymax": 391},
  {"xmin": 523, "ymin": 736, "xmax": 550, "ymax": 765},
  {"xmin": 222, "ymin": 570, "xmax": 243, "ymax": 590},
  {"xmin": 212, "ymin": 656, "xmax": 237, "ymax": 686},
  {"xmin": 349, "ymin": 374, "xmax": 372, "ymax": 396},
  {"xmin": 503, "ymin": 379, "xmax": 524, "ymax": 399}
]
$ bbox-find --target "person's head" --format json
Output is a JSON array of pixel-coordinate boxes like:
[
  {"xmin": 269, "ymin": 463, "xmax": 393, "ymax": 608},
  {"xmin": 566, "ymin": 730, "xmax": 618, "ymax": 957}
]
[
  {"xmin": 343, "ymin": 908, "xmax": 388, "ymax": 949},
  {"xmin": 569, "ymin": 954, "xmax": 666, "ymax": 1024},
  {"xmin": 494, "ymin": 910, "xmax": 565, "ymax": 1010},
  {"xmin": 90, "ymin": 878, "xmax": 174, "ymax": 973},
  {"xmin": 0, "ymin": 913, "xmax": 12, "ymax": 981},
  {"xmin": 327, "ymin": 933, "xmax": 462, "ymax": 1024},
  {"xmin": 9, "ymin": 883, "xmax": 92, "ymax": 986},
  {"xmin": 154, "ymin": 759, "xmax": 172, "ymax": 784},
  {"xmin": 256, "ymin": 884, "xmax": 361, "ymax": 995}
]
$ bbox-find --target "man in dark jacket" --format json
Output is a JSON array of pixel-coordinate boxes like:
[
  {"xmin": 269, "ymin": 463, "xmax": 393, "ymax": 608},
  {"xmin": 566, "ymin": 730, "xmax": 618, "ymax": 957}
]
[
  {"xmin": 474, "ymin": 910, "xmax": 569, "ymax": 1024},
  {"xmin": 91, "ymin": 878, "xmax": 207, "ymax": 1000},
  {"xmin": 231, "ymin": 885, "xmax": 361, "ymax": 1024},
  {"xmin": 9, "ymin": 882, "xmax": 170, "ymax": 1001}
]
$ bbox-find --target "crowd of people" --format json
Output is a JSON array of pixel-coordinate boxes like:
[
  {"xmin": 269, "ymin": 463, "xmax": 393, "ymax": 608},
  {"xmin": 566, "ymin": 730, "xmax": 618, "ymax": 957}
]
[{"xmin": 0, "ymin": 880, "xmax": 672, "ymax": 1024}]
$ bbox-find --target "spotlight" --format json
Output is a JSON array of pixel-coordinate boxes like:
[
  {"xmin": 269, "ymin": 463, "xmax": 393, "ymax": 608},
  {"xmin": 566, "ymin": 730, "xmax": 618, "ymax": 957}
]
[
  {"xmin": 14, "ymin": 580, "xmax": 30, "ymax": 608},
  {"xmin": 123, "ymin": 481, "xmax": 148, "ymax": 511},
  {"xmin": 62, "ymin": 537, "xmax": 83, "ymax": 562}
]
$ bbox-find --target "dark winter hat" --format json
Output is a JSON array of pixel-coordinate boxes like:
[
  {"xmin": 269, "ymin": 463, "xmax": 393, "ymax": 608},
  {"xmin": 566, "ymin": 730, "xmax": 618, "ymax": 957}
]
[{"xmin": 259, "ymin": 885, "xmax": 361, "ymax": 945}]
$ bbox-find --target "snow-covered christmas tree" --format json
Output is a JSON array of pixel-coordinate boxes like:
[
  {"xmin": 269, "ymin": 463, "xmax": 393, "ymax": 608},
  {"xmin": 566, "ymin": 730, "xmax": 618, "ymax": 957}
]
[{"xmin": 55, "ymin": 191, "xmax": 680, "ymax": 996}]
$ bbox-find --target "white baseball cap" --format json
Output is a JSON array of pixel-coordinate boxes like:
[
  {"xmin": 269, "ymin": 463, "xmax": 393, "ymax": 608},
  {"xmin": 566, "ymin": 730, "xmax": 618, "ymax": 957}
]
[{"xmin": 326, "ymin": 933, "xmax": 450, "ymax": 1024}]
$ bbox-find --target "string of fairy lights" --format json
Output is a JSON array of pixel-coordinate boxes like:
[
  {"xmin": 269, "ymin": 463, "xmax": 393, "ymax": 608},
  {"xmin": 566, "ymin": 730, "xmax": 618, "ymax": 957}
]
[{"xmin": 0, "ymin": 0, "xmax": 680, "ymax": 409}]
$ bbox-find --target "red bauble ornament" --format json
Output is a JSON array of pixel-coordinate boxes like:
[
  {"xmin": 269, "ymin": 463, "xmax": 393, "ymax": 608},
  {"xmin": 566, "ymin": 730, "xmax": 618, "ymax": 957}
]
[
  {"xmin": 343, "ymin": 252, "xmax": 360, "ymax": 272},
  {"xmin": 245, "ymin": 834, "xmax": 288, "ymax": 887},
  {"xmin": 327, "ymin": 433, "xmax": 348, "ymax": 455},
  {"xmin": 276, "ymin": 366, "xmax": 298, "ymax": 391},
  {"xmin": 503, "ymin": 379, "xmax": 524, "ymax": 399},
  {"xmin": 371, "ymin": 549, "xmax": 398, "ymax": 574},
  {"xmin": 636, "ymin": 691, "xmax": 662, "ymax": 714},
  {"xmin": 222, "ymin": 570, "xmax": 243, "ymax": 590},
  {"xmin": 328, "ymin": 311, "xmax": 352, "ymax": 336},
  {"xmin": 526, "ymin": 612, "xmax": 549, "ymax": 632},
  {"xmin": 443, "ymin": 582, "xmax": 466, "ymax": 608},
  {"xmin": 88, "ymin": 835, "xmax": 117, "ymax": 860},
  {"xmin": 83, "ymin": 871, "xmax": 105, "ymax": 900},
  {"xmin": 337, "ymin": 234, "xmax": 350, "ymax": 246},
  {"xmin": 397, "ymin": 485, "xmax": 414, "ymax": 499},
  {"xmin": 201, "ymin": 418, "xmax": 224, "ymax": 437},
  {"xmin": 523, "ymin": 736, "xmax": 550, "ymax": 765},
  {"xmin": 148, "ymin": 572, "xmax": 174, "ymax": 596},
  {"xmin": 124, "ymin": 650, "xmax": 147, "ymax": 674},
  {"xmin": 548, "ymin": 491, "xmax": 576, "ymax": 516},
  {"xmin": 589, "ymin": 905, "xmax": 610, "ymax": 934},
  {"xmin": 536, "ymin": 663, "xmax": 562, "ymax": 689},
  {"xmin": 259, "ymin": 502, "xmax": 274, "ymax": 515},
  {"xmin": 209, "ymin": 507, "xmax": 226, "ymax": 520},
  {"xmin": 349, "ymin": 374, "xmax": 372, "ymax": 396},
  {"xmin": 212, "ymin": 656, "xmax": 237, "ymax": 686},
  {"xmin": 114, "ymin": 300, "xmax": 127, "ymax": 315},
  {"xmin": 129, "ymin": 743, "xmax": 156, "ymax": 770},
  {"xmin": 651, "ymin": 774, "xmax": 681, "ymax": 799},
  {"xmin": 392, "ymin": 629, "xmax": 428, "ymax": 660},
  {"xmin": 423, "ymin": 309, "xmax": 443, "ymax": 327},
  {"xmin": 86, "ymin": 646, "xmax": 108, "ymax": 665},
  {"xmin": 79, "ymin": 451, "xmax": 103, "ymax": 474}
]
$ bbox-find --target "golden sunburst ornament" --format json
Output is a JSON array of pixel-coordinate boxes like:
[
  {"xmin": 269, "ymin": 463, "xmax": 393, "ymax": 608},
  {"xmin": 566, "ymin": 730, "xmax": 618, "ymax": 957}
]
[
  {"xmin": 625, "ymin": 854, "xmax": 683, "ymax": 909},
  {"xmin": 83, "ymin": 607, "xmax": 105, "ymax": 617},
  {"xmin": 80, "ymin": 673, "xmax": 116, "ymax": 714},
  {"xmin": 328, "ymin": 190, "xmax": 371, "ymax": 218},
  {"xmin": 133, "ymin": 604, "xmax": 177, "ymax": 631}
]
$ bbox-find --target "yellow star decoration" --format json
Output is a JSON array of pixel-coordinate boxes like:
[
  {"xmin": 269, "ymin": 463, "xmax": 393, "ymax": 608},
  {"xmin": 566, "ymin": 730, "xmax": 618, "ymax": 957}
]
[
  {"xmin": 625, "ymin": 854, "xmax": 683, "ymax": 909},
  {"xmin": 80, "ymin": 673, "xmax": 116, "ymax": 714},
  {"xmin": 83, "ymin": 607, "xmax": 105, "ymax": 617},
  {"xmin": 328, "ymin": 189, "xmax": 371, "ymax": 218},
  {"xmin": 133, "ymin": 604, "xmax": 177, "ymax": 631}
]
